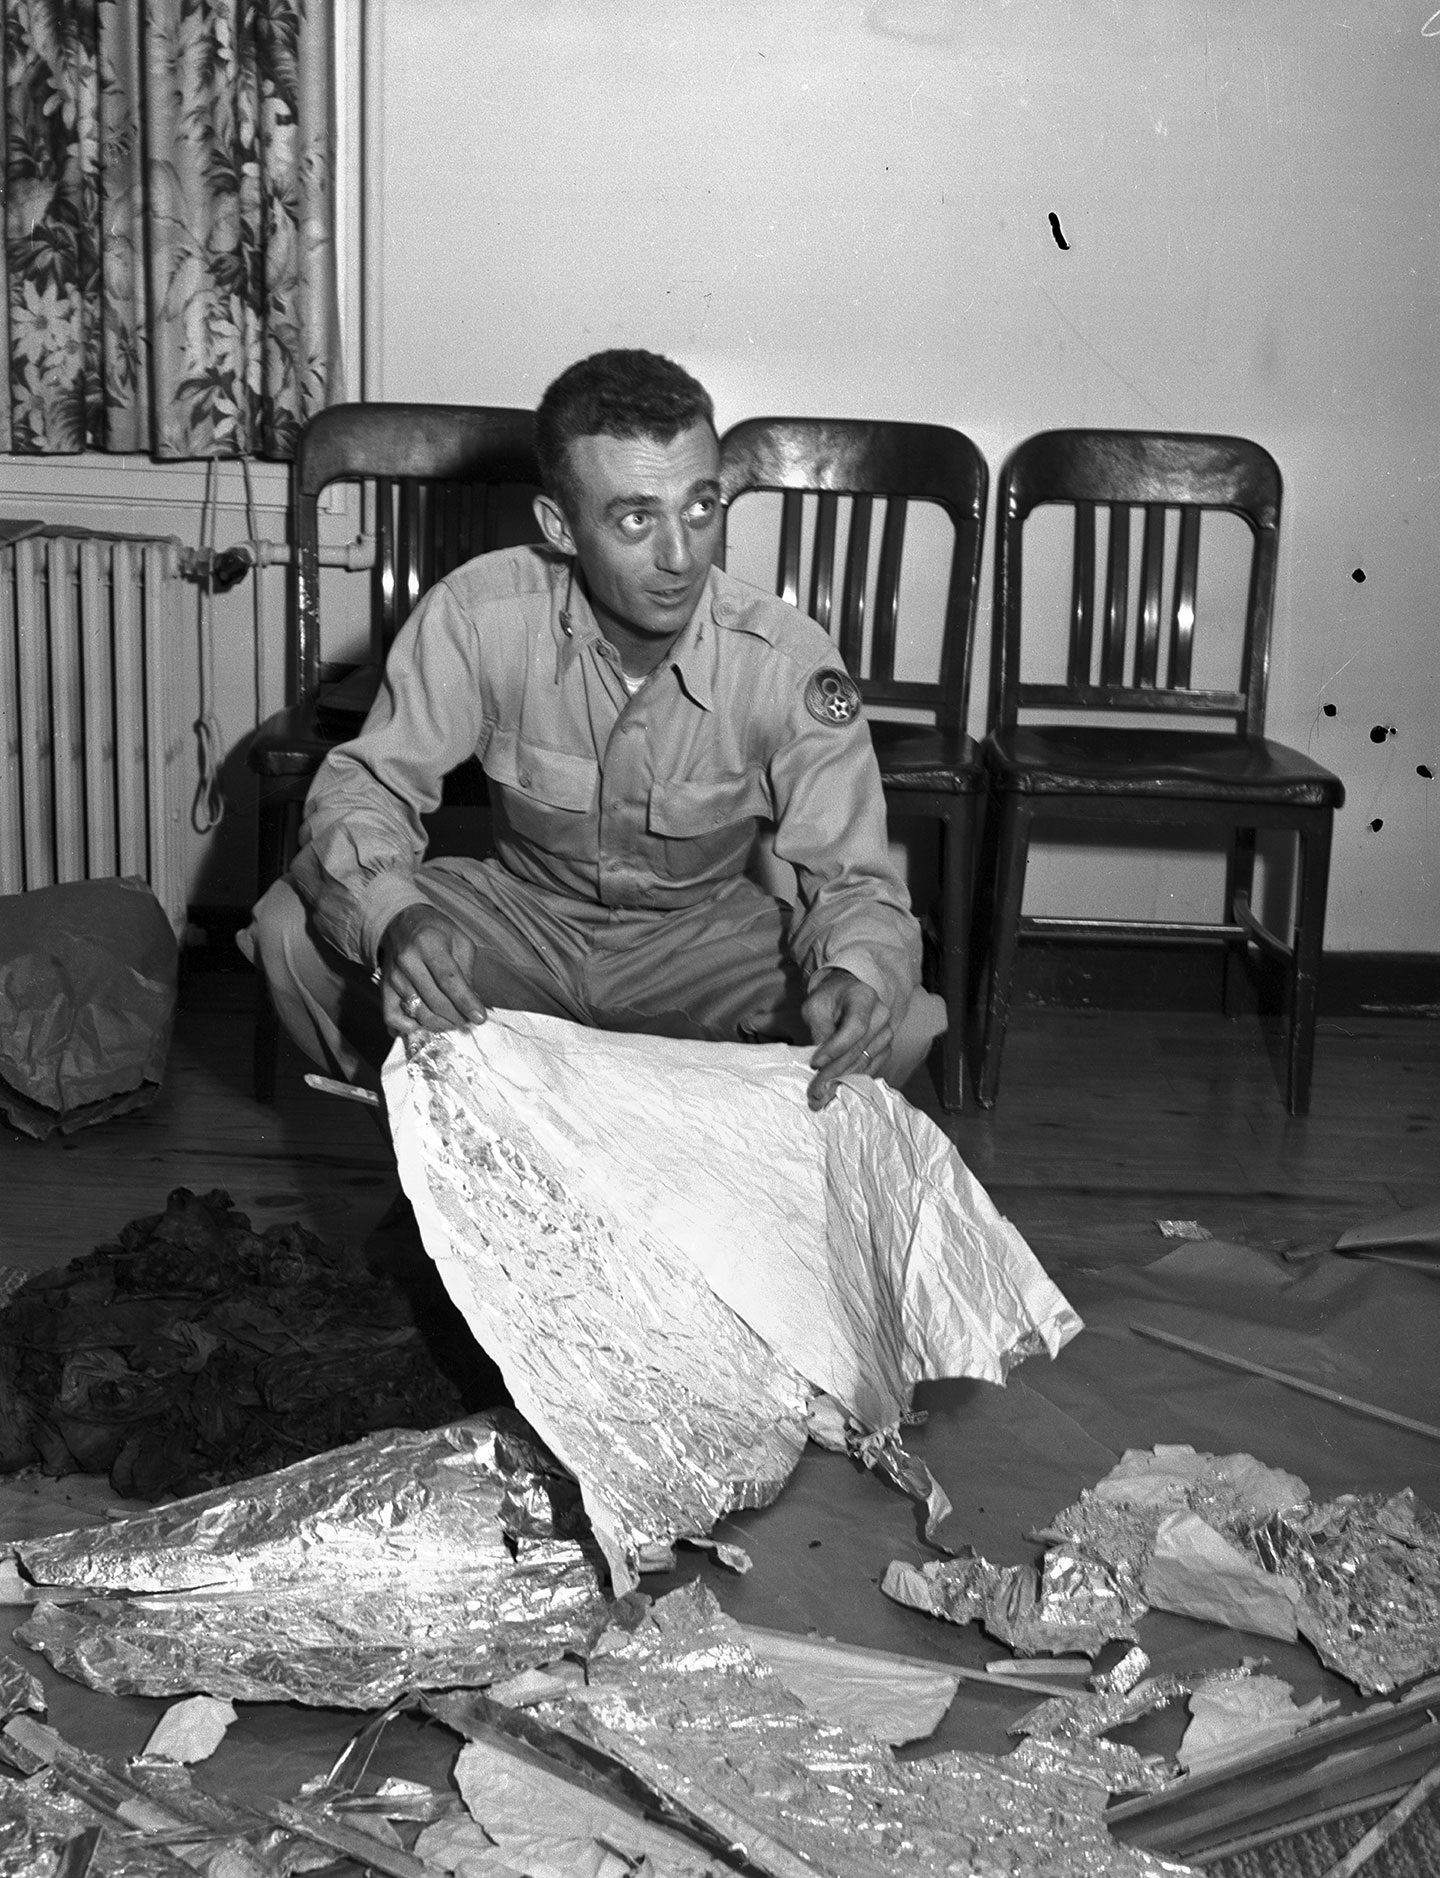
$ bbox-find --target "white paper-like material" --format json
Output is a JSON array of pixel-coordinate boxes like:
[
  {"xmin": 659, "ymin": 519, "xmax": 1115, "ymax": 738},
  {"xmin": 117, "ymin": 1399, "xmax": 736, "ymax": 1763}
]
[
  {"xmin": 387, "ymin": 1015, "xmax": 1080, "ymax": 1589},
  {"xmin": 740, "ymin": 1623, "xmax": 960, "ymax": 1745},
  {"xmin": 1179, "ymin": 1673, "xmax": 1336, "ymax": 1775},
  {"xmin": 1143, "ymin": 1509, "xmax": 1303, "ymax": 1640},
  {"xmin": 142, "ymin": 1694, "xmax": 236, "ymax": 1764}
]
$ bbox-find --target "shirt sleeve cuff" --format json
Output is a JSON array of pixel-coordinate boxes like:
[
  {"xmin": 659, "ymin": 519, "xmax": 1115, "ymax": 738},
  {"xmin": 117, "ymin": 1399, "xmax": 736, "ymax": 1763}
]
[
  {"xmin": 357, "ymin": 871, "xmax": 436, "ymax": 966},
  {"xmin": 806, "ymin": 945, "xmax": 913, "ymax": 1012}
]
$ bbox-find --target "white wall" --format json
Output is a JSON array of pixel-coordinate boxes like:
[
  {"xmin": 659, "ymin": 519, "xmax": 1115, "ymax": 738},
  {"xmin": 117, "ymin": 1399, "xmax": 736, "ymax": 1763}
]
[
  {"xmin": 365, "ymin": 0, "xmax": 1440, "ymax": 950},
  {"xmin": 5, "ymin": 0, "xmax": 1435, "ymax": 943}
]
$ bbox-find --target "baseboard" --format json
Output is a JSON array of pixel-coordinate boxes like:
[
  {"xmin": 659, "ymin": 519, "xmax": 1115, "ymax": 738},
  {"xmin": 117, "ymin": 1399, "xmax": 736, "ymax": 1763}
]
[
  {"xmin": 1013, "ymin": 941, "xmax": 1440, "ymax": 1018},
  {"xmin": 185, "ymin": 905, "xmax": 1440, "ymax": 1020}
]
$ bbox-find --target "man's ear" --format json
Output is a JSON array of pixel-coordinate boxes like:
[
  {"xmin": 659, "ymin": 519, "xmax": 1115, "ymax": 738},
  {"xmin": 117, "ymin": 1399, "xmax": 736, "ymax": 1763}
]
[{"xmin": 533, "ymin": 491, "xmax": 577, "ymax": 556}]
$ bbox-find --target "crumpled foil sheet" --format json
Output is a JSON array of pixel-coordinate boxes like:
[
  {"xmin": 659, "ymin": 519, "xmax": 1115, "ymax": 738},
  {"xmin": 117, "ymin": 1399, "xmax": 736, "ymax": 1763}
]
[
  {"xmin": 385, "ymin": 1015, "xmax": 1080, "ymax": 1591},
  {"xmin": 435, "ymin": 1579, "xmax": 1191, "ymax": 1878},
  {"xmin": 0, "ymin": 1656, "xmax": 43, "ymax": 1721},
  {"xmin": 1007, "ymin": 1734, "xmax": 1174, "ymax": 1799},
  {"xmin": 1093, "ymin": 1645, "xmax": 1151, "ymax": 1696},
  {"xmin": 0, "ymin": 1741, "xmax": 275, "ymax": 1878},
  {"xmin": 1034, "ymin": 1452, "xmax": 1440, "ymax": 1695},
  {"xmin": 1247, "ymin": 1488, "xmax": 1440, "ymax": 1694},
  {"xmin": 1038, "ymin": 1445, "xmax": 1311, "ymax": 1584},
  {"xmin": 10, "ymin": 1415, "xmax": 610, "ymax": 1706},
  {"xmin": 882, "ymin": 1543, "xmax": 1143, "ymax": 1656},
  {"xmin": 0, "ymin": 1773, "xmax": 100, "ymax": 1878},
  {"xmin": 1011, "ymin": 1675, "xmax": 1191, "ymax": 1742}
]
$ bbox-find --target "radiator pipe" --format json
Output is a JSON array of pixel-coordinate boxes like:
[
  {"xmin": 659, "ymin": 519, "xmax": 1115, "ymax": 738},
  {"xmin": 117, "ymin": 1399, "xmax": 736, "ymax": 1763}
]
[{"xmin": 177, "ymin": 536, "xmax": 378, "ymax": 581}]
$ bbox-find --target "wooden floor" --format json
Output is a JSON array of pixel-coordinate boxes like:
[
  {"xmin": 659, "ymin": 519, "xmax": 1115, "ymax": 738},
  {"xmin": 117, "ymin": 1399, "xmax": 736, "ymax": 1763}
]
[
  {"xmin": 3, "ymin": 974, "xmax": 1436, "ymax": 1281},
  {"xmin": 1, "ymin": 975, "xmax": 1437, "ymax": 1816}
]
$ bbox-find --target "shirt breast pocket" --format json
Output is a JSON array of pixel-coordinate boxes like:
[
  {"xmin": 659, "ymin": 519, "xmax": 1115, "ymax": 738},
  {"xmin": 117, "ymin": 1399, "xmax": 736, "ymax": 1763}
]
[
  {"xmin": 647, "ymin": 770, "xmax": 772, "ymax": 880},
  {"xmin": 484, "ymin": 736, "xmax": 598, "ymax": 851}
]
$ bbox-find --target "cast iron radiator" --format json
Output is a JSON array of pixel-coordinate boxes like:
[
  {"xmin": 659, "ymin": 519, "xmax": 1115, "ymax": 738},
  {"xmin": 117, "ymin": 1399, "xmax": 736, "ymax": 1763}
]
[{"xmin": 0, "ymin": 527, "xmax": 185, "ymax": 929}]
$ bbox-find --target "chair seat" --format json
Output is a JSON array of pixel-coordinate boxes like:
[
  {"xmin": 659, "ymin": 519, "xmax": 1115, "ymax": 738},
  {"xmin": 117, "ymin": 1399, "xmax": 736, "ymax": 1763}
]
[
  {"xmin": 984, "ymin": 725, "xmax": 1344, "ymax": 808},
  {"xmin": 249, "ymin": 701, "xmax": 489, "ymax": 806},
  {"xmin": 869, "ymin": 721, "xmax": 984, "ymax": 794},
  {"xmin": 249, "ymin": 702, "xmax": 336, "ymax": 779}
]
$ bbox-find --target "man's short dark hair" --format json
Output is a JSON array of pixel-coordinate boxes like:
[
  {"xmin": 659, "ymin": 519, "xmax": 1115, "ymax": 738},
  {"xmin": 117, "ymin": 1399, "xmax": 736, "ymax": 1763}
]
[{"xmin": 535, "ymin": 349, "xmax": 716, "ymax": 515}]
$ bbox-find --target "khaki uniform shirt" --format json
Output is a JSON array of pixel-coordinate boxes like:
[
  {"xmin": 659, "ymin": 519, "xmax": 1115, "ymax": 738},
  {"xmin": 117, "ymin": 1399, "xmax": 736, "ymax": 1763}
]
[{"xmin": 291, "ymin": 546, "xmax": 922, "ymax": 1015}]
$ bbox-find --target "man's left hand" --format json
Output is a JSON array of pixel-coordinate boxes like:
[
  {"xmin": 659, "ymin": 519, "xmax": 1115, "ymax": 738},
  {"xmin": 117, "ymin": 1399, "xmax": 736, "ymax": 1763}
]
[{"xmin": 803, "ymin": 967, "xmax": 893, "ymax": 1110}]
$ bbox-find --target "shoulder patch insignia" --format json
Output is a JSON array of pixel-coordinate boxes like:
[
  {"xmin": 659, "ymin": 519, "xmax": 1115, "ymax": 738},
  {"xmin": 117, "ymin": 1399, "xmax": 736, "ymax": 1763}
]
[{"xmin": 804, "ymin": 667, "xmax": 862, "ymax": 727}]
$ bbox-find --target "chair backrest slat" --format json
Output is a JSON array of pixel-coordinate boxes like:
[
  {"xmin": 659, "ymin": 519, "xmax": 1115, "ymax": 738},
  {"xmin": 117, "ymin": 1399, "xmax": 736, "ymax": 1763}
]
[
  {"xmin": 1068, "ymin": 502, "xmax": 1096, "ymax": 688},
  {"xmin": 809, "ymin": 493, "xmax": 838, "ymax": 632},
  {"xmin": 1101, "ymin": 503, "xmax": 1131, "ymax": 688},
  {"xmin": 838, "ymin": 494, "xmax": 873, "ymax": 673},
  {"xmin": 1135, "ymin": 503, "xmax": 1166, "ymax": 688},
  {"xmin": 870, "ymin": 498, "xmax": 907, "ymax": 685},
  {"xmin": 718, "ymin": 416, "xmax": 988, "ymax": 733},
  {"xmin": 777, "ymin": 490, "xmax": 804, "ymax": 611},
  {"xmin": 1169, "ymin": 505, "xmax": 1201, "ymax": 690},
  {"xmin": 293, "ymin": 402, "xmax": 541, "ymax": 703},
  {"xmin": 993, "ymin": 427, "xmax": 1281, "ymax": 737}
]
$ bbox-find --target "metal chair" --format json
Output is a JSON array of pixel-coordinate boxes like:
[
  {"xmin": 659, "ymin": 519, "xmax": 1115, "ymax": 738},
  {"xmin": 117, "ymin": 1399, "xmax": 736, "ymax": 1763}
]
[
  {"xmin": 247, "ymin": 402, "xmax": 541, "ymax": 1098},
  {"xmin": 975, "ymin": 428, "xmax": 1345, "ymax": 1114},
  {"xmin": 718, "ymin": 417, "xmax": 989, "ymax": 1110}
]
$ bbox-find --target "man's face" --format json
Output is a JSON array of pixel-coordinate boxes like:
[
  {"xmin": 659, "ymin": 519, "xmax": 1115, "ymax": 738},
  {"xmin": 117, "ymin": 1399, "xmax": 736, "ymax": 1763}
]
[{"xmin": 539, "ymin": 421, "xmax": 723, "ymax": 641}]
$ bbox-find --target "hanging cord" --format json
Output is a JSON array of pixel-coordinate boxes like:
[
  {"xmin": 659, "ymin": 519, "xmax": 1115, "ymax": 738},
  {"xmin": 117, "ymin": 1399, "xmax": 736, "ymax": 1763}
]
[
  {"xmin": 192, "ymin": 457, "xmax": 227, "ymax": 833},
  {"xmin": 241, "ymin": 453, "xmax": 266, "ymax": 725}
]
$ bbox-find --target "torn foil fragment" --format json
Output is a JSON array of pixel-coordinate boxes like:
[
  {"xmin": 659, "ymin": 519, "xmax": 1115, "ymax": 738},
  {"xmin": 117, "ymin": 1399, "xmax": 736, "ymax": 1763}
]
[
  {"xmin": 11, "ymin": 1416, "xmax": 609, "ymax": 1706},
  {"xmin": 1010, "ymin": 1675, "xmax": 1191, "ymax": 1742},
  {"xmin": 1006, "ymin": 1734, "xmax": 1174, "ymax": 1800},
  {"xmin": 433, "ymin": 1580, "xmax": 1189, "ymax": 1878},
  {"xmin": 385, "ymin": 1016, "xmax": 1079, "ymax": 1590},
  {"xmin": 0, "ymin": 1652, "xmax": 44, "ymax": 1720},
  {"xmin": 882, "ymin": 1544, "xmax": 1142, "ymax": 1656},
  {"xmin": 1247, "ymin": 1489, "xmax": 1440, "ymax": 1694},
  {"xmin": 1092, "ymin": 1646, "xmax": 1150, "ymax": 1697},
  {"xmin": 1039, "ymin": 1445, "xmax": 1311, "ymax": 1585}
]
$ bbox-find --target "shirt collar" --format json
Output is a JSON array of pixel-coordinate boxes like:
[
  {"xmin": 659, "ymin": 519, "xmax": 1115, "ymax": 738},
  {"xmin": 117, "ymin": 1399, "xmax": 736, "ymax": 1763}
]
[{"xmin": 550, "ymin": 562, "xmax": 752, "ymax": 711}]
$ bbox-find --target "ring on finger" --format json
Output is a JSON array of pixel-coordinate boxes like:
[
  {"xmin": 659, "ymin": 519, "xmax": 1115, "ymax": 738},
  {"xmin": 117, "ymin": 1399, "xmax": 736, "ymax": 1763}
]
[
  {"xmin": 859, "ymin": 1046, "xmax": 872, "ymax": 1066},
  {"xmin": 402, "ymin": 993, "xmax": 424, "ymax": 1018}
]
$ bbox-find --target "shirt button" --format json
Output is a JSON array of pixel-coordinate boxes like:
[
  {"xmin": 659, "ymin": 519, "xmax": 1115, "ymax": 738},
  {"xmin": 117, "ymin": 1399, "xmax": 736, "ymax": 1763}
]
[{"xmin": 519, "ymin": 770, "xmax": 532, "ymax": 788}]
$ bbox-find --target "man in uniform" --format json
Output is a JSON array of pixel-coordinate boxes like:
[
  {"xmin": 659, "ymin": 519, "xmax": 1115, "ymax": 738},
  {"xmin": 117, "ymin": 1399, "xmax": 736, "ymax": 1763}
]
[{"xmin": 246, "ymin": 349, "xmax": 946, "ymax": 1109}]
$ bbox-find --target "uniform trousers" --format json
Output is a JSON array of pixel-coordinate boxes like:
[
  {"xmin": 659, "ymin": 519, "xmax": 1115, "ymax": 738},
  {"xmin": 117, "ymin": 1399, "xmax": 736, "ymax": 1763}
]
[{"xmin": 245, "ymin": 856, "xmax": 947, "ymax": 1088}]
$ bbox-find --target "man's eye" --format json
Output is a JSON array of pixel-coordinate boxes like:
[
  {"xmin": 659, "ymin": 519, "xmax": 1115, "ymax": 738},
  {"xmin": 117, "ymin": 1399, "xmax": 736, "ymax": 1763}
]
[
  {"xmin": 618, "ymin": 512, "xmax": 650, "ymax": 537},
  {"xmin": 685, "ymin": 498, "xmax": 718, "ymax": 524}
]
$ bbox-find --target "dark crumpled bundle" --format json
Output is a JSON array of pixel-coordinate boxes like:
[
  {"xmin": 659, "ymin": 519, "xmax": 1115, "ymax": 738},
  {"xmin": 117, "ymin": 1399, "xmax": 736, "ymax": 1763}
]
[
  {"xmin": 0, "ymin": 1187, "xmax": 466, "ymax": 1499},
  {"xmin": 0, "ymin": 877, "xmax": 177, "ymax": 1138}
]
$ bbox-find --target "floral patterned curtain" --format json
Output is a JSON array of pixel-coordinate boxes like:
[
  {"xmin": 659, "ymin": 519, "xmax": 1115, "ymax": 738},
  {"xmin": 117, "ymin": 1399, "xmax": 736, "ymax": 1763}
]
[{"xmin": 0, "ymin": 0, "xmax": 341, "ymax": 460}]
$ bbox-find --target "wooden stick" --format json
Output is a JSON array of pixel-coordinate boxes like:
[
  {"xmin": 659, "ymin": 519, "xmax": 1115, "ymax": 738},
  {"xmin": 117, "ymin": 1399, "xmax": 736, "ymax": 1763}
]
[
  {"xmin": 1129, "ymin": 1323, "xmax": 1440, "ymax": 1443},
  {"xmin": 1123, "ymin": 1718, "xmax": 1440, "ymax": 1858},
  {"xmin": 303, "ymin": 1072, "xmax": 381, "ymax": 1107},
  {"xmin": 1317, "ymin": 1754, "xmax": 1440, "ymax": 1878},
  {"xmin": 945, "ymin": 1661, "xmax": 1093, "ymax": 1700}
]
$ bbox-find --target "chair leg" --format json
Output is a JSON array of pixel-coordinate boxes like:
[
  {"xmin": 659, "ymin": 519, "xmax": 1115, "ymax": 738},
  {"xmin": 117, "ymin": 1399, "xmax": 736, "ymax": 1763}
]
[
  {"xmin": 937, "ymin": 798, "xmax": 976, "ymax": 1112},
  {"xmin": 253, "ymin": 793, "xmax": 292, "ymax": 1103},
  {"xmin": 1286, "ymin": 814, "xmax": 1333, "ymax": 1116},
  {"xmin": 1223, "ymin": 826, "xmax": 1257, "ymax": 1017},
  {"xmin": 254, "ymin": 975, "xmax": 279, "ymax": 1104},
  {"xmin": 976, "ymin": 794, "xmax": 1031, "ymax": 1110}
]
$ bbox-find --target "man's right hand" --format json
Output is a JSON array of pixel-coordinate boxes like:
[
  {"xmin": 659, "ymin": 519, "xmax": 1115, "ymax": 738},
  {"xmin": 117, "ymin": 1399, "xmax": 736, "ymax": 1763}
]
[{"xmin": 378, "ymin": 905, "xmax": 489, "ymax": 1037}]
